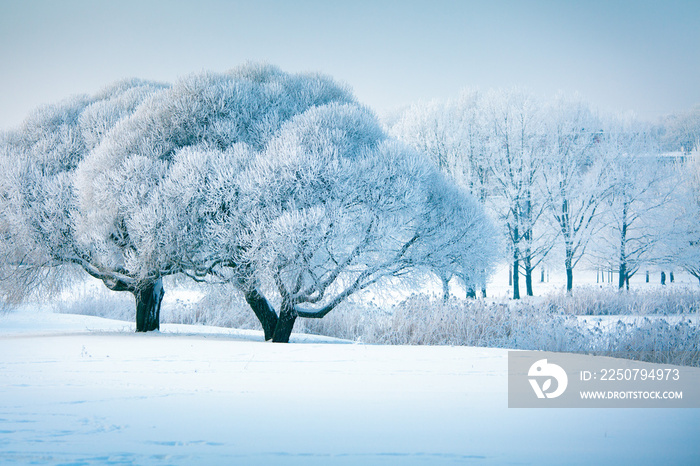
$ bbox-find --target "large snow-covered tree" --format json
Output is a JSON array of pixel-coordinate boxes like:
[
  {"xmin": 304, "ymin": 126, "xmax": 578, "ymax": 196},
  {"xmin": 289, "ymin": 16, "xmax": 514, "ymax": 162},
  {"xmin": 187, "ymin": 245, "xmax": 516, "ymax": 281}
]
[
  {"xmin": 219, "ymin": 103, "xmax": 497, "ymax": 342},
  {"xmin": 0, "ymin": 79, "xmax": 167, "ymax": 305},
  {"xmin": 73, "ymin": 64, "xmax": 356, "ymax": 331},
  {"xmin": 114, "ymin": 101, "xmax": 496, "ymax": 342}
]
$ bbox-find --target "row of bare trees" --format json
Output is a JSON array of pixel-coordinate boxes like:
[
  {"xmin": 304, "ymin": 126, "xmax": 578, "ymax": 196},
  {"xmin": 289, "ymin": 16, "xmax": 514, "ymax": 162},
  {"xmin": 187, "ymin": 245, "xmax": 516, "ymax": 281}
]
[{"xmin": 389, "ymin": 91, "xmax": 700, "ymax": 297}]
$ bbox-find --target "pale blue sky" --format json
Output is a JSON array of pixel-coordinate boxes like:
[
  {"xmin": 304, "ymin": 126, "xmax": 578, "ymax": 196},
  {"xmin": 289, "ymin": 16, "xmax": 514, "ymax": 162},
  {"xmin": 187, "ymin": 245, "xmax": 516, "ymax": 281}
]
[{"xmin": 1, "ymin": 0, "xmax": 698, "ymax": 129}]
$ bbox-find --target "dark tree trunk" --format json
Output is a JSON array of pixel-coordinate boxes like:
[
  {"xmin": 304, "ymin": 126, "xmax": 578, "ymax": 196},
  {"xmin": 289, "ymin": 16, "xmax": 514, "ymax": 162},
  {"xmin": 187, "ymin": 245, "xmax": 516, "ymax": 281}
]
[
  {"xmin": 508, "ymin": 264, "xmax": 513, "ymax": 286},
  {"xmin": 565, "ymin": 250, "xmax": 573, "ymax": 293},
  {"xmin": 466, "ymin": 287, "xmax": 477, "ymax": 299},
  {"xmin": 524, "ymin": 259, "xmax": 533, "ymax": 297},
  {"xmin": 522, "ymin": 193, "xmax": 532, "ymax": 298},
  {"xmin": 441, "ymin": 274, "xmax": 450, "ymax": 302},
  {"xmin": 479, "ymin": 268, "xmax": 486, "ymax": 298},
  {"xmin": 272, "ymin": 299, "xmax": 297, "ymax": 343},
  {"xmin": 512, "ymin": 222, "xmax": 521, "ymax": 299},
  {"xmin": 618, "ymin": 262, "xmax": 627, "ymax": 290},
  {"xmin": 135, "ymin": 278, "xmax": 164, "ymax": 332},
  {"xmin": 244, "ymin": 288, "xmax": 279, "ymax": 341},
  {"xmin": 512, "ymin": 256, "xmax": 520, "ymax": 300},
  {"xmin": 618, "ymin": 201, "xmax": 628, "ymax": 291}
]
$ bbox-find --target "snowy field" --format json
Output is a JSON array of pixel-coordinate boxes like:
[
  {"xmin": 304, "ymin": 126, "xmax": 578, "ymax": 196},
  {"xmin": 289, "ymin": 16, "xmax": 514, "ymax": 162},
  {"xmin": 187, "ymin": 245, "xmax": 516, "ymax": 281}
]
[{"xmin": 1, "ymin": 308, "xmax": 699, "ymax": 465}]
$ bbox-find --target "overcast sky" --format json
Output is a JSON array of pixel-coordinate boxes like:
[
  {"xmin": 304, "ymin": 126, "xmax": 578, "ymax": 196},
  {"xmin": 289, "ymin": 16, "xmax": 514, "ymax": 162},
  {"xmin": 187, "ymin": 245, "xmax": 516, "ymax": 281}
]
[{"xmin": 1, "ymin": 0, "xmax": 698, "ymax": 130}]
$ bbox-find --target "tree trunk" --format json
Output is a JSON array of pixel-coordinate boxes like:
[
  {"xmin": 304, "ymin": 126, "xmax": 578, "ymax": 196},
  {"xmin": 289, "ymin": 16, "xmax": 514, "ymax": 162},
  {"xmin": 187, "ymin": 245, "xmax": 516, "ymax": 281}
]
[
  {"xmin": 512, "ymin": 256, "xmax": 520, "ymax": 300},
  {"xmin": 565, "ymin": 249, "xmax": 573, "ymax": 293},
  {"xmin": 508, "ymin": 264, "xmax": 513, "ymax": 286},
  {"xmin": 135, "ymin": 278, "xmax": 164, "ymax": 332},
  {"xmin": 618, "ymin": 262, "xmax": 627, "ymax": 290},
  {"xmin": 272, "ymin": 299, "xmax": 297, "ymax": 343},
  {"xmin": 244, "ymin": 288, "xmax": 278, "ymax": 341},
  {"xmin": 441, "ymin": 274, "xmax": 450, "ymax": 302},
  {"xmin": 512, "ymin": 222, "xmax": 521, "ymax": 299},
  {"xmin": 522, "ymin": 193, "xmax": 532, "ymax": 298},
  {"xmin": 466, "ymin": 287, "xmax": 477, "ymax": 299},
  {"xmin": 524, "ymin": 258, "xmax": 533, "ymax": 297},
  {"xmin": 478, "ymin": 268, "xmax": 486, "ymax": 298},
  {"xmin": 618, "ymin": 201, "xmax": 628, "ymax": 291}
]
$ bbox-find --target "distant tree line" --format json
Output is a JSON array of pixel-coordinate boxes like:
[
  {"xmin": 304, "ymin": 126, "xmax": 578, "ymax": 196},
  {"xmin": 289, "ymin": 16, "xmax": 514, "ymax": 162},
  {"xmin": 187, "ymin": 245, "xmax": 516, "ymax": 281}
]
[{"xmin": 389, "ymin": 91, "xmax": 700, "ymax": 297}]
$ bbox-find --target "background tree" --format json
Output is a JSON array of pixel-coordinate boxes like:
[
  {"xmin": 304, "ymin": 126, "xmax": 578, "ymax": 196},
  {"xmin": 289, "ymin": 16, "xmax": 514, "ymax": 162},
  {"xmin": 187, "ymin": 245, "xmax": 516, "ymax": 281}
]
[
  {"xmin": 661, "ymin": 105, "xmax": 700, "ymax": 154},
  {"xmin": 591, "ymin": 115, "xmax": 673, "ymax": 289},
  {"xmin": 388, "ymin": 89, "xmax": 494, "ymax": 298},
  {"xmin": 541, "ymin": 96, "xmax": 610, "ymax": 292},
  {"xmin": 658, "ymin": 147, "xmax": 700, "ymax": 283},
  {"xmin": 481, "ymin": 89, "xmax": 550, "ymax": 298}
]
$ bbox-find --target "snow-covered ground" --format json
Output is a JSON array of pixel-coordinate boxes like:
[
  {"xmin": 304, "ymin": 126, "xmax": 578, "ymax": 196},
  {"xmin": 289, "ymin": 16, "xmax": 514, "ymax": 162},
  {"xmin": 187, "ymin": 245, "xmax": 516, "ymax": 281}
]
[{"xmin": 1, "ymin": 308, "xmax": 698, "ymax": 465}]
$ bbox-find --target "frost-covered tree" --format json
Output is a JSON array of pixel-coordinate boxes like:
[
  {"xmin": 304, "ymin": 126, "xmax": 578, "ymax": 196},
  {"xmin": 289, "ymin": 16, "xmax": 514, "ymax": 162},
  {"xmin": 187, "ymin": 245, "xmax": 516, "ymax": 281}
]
[
  {"xmin": 592, "ymin": 115, "xmax": 673, "ymax": 289},
  {"xmin": 659, "ymin": 149, "xmax": 700, "ymax": 283},
  {"xmin": 541, "ymin": 96, "xmax": 610, "ymax": 292},
  {"xmin": 0, "ymin": 79, "xmax": 166, "ymax": 305},
  {"xmin": 199, "ymin": 103, "xmax": 497, "ymax": 342},
  {"xmin": 661, "ymin": 105, "xmax": 700, "ymax": 154},
  {"xmin": 166, "ymin": 103, "xmax": 493, "ymax": 342},
  {"xmin": 73, "ymin": 64, "xmax": 355, "ymax": 331},
  {"xmin": 388, "ymin": 90, "xmax": 495, "ymax": 298},
  {"xmin": 482, "ymin": 89, "xmax": 550, "ymax": 298}
]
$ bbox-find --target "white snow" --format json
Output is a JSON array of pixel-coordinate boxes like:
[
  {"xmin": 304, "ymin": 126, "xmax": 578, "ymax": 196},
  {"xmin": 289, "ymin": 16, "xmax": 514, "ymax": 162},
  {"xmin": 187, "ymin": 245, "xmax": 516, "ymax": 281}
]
[{"xmin": 1, "ymin": 308, "xmax": 698, "ymax": 465}]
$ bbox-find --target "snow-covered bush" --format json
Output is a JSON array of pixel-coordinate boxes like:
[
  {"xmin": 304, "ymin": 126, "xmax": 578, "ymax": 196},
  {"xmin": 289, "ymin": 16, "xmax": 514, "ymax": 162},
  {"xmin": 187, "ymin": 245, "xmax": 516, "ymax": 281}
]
[
  {"xmin": 591, "ymin": 317, "xmax": 700, "ymax": 366},
  {"xmin": 545, "ymin": 286, "xmax": 700, "ymax": 316},
  {"xmin": 303, "ymin": 294, "xmax": 592, "ymax": 351},
  {"xmin": 302, "ymin": 294, "xmax": 698, "ymax": 365}
]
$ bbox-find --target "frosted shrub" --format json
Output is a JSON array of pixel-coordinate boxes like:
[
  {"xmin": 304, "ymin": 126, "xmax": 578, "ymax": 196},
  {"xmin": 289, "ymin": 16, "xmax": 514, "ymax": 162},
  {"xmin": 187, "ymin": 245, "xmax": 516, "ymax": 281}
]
[
  {"xmin": 52, "ymin": 284, "xmax": 134, "ymax": 321},
  {"xmin": 547, "ymin": 286, "xmax": 700, "ymax": 315},
  {"xmin": 595, "ymin": 318, "xmax": 700, "ymax": 366},
  {"xmin": 168, "ymin": 286, "xmax": 260, "ymax": 330},
  {"xmin": 302, "ymin": 294, "xmax": 698, "ymax": 366}
]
